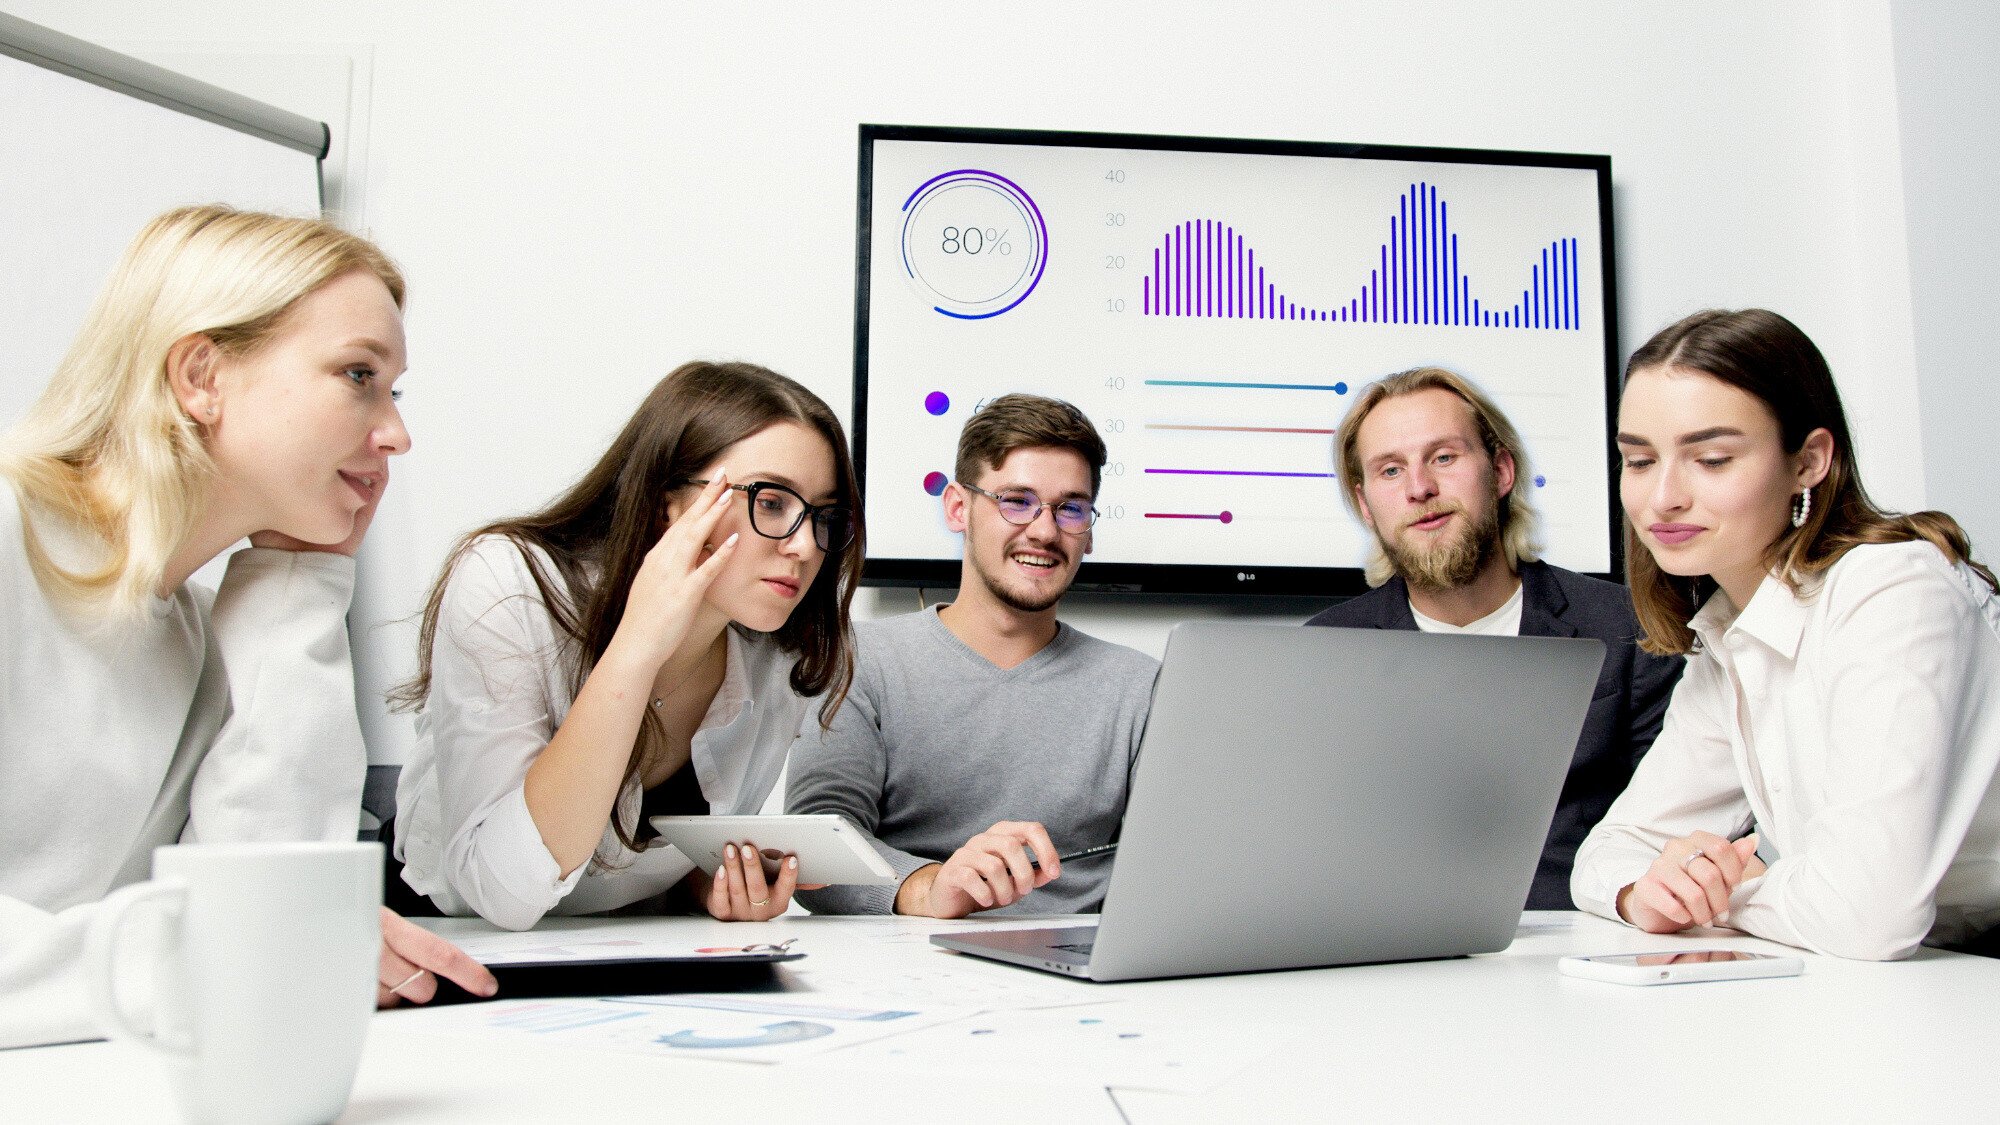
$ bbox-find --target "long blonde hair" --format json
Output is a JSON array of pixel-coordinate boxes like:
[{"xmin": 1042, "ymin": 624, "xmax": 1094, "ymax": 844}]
[
  {"xmin": 0, "ymin": 205, "xmax": 403, "ymax": 621},
  {"xmin": 1624, "ymin": 308, "xmax": 1996, "ymax": 655},
  {"xmin": 1335, "ymin": 366, "xmax": 1544, "ymax": 587}
]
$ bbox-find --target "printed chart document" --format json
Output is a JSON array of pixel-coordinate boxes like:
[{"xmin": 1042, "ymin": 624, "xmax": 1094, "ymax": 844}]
[
  {"xmin": 802, "ymin": 1005, "xmax": 1298, "ymax": 1095},
  {"xmin": 442, "ymin": 927, "xmax": 800, "ymax": 967},
  {"xmin": 405, "ymin": 914, "xmax": 1288, "ymax": 1094},
  {"xmin": 776, "ymin": 961, "xmax": 1098, "ymax": 1013},
  {"xmin": 408, "ymin": 993, "xmax": 975, "ymax": 1064},
  {"xmin": 416, "ymin": 919, "xmax": 805, "ymax": 997}
]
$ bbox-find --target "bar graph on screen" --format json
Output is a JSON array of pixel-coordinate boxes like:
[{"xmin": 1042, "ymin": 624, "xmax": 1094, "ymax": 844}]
[
  {"xmin": 1140, "ymin": 184, "xmax": 1582, "ymax": 331},
  {"xmin": 858, "ymin": 126, "xmax": 1618, "ymax": 593}
]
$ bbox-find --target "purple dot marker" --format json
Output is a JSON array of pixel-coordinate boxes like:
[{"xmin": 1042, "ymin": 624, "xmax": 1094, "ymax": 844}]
[
  {"xmin": 1534, "ymin": 475, "xmax": 1547, "ymax": 488},
  {"xmin": 924, "ymin": 391, "xmax": 950, "ymax": 416},
  {"xmin": 922, "ymin": 471, "xmax": 947, "ymax": 496},
  {"xmin": 1218, "ymin": 511, "xmax": 1234, "ymax": 524}
]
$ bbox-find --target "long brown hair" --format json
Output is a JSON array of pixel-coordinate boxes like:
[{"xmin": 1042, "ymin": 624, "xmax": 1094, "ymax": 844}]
[
  {"xmin": 1623, "ymin": 308, "xmax": 1995, "ymax": 655},
  {"xmin": 392, "ymin": 360, "xmax": 862, "ymax": 851}
]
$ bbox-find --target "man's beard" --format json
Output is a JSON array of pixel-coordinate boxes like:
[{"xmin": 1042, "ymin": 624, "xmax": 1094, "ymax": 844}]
[
  {"xmin": 1380, "ymin": 497, "xmax": 1500, "ymax": 592},
  {"xmin": 968, "ymin": 543, "xmax": 1071, "ymax": 613}
]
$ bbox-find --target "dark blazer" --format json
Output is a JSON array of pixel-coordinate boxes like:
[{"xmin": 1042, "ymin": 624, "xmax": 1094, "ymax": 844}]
[{"xmin": 1305, "ymin": 560, "xmax": 1684, "ymax": 910}]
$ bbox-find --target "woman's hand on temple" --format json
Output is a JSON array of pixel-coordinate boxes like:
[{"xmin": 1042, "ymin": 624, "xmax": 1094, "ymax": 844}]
[{"xmin": 609, "ymin": 473, "xmax": 739, "ymax": 669}]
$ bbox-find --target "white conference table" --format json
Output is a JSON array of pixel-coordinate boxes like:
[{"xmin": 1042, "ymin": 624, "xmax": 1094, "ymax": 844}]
[{"xmin": 7, "ymin": 911, "xmax": 1995, "ymax": 1122}]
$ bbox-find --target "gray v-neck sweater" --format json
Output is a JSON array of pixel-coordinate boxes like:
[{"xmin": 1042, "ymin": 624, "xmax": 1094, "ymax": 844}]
[{"xmin": 789, "ymin": 606, "xmax": 1158, "ymax": 915}]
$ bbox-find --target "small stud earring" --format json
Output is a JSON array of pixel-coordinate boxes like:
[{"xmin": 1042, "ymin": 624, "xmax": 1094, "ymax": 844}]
[{"xmin": 1792, "ymin": 487, "xmax": 1812, "ymax": 529}]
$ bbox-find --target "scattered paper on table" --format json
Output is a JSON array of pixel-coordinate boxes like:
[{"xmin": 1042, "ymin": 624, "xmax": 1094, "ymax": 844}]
[
  {"xmin": 805, "ymin": 1006, "xmax": 1292, "ymax": 1094},
  {"xmin": 850, "ymin": 917, "xmax": 1072, "ymax": 945},
  {"xmin": 411, "ymin": 994, "xmax": 971, "ymax": 1063},
  {"xmin": 777, "ymin": 963, "xmax": 1101, "ymax": 1012},
  {"xmin": 441, "ymin": 929, "xmax": 800, "ymax": 966}
]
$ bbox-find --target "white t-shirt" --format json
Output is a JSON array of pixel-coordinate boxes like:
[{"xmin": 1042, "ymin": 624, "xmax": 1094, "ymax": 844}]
[
  {"xmin": 0, "ymin": 481, "xmax": 364, "ymax": 1049},
  {"xmin": 1408, "ymin": 581, "xmax": 1525, "ymax": 636},
  {"xmin": 393, "ymin": 535, "xmax": 812, "ymax": 931}
]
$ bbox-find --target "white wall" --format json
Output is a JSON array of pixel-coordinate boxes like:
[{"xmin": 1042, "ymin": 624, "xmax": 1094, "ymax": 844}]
[
  {"xmin": 7, "ymin": 0, "xmax": 1939, "ymax": 761},
  {"xmin": 1891, "ymin": 0, "xmax": 2000, "ymax": 558}
]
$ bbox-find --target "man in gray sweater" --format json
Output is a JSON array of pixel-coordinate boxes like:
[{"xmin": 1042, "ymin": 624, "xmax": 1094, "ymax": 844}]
[{"xmin": 789, "ymin": 394, "xmax": 1157, "ymax": 917}]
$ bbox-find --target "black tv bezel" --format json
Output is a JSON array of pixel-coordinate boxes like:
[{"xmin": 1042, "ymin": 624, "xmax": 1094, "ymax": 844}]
[{"xmin": 852, "ymin": 123, "xmax": 1621, "ymax": 598}]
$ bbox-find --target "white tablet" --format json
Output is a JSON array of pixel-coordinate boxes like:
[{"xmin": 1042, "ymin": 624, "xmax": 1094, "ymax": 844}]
[{"xmin": 647, "ymin": 814, "xmax": 899, "ymax": 886}]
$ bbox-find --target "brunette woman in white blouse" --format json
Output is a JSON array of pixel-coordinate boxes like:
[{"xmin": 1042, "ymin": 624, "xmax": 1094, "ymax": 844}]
[
  {"xmin": 0, "ymin": 207, "xmax": 492, "ymax": 1050},
  {"xmin": 390, "ymin": 362, "xmax": 861, "ymax": 930},
  {"xmin": 1572, "ymin": 308, "xmax": 2000, "ymax": 960}
]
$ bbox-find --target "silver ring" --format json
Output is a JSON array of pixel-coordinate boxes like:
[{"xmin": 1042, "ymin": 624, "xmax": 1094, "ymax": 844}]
[
  {"xmin": 388, "ymin": 968, "xmax": 427, "ymax": 996},
  {"xmin": 1681, "ymin": 850, "xmax": 1709, "ymax": 869}
]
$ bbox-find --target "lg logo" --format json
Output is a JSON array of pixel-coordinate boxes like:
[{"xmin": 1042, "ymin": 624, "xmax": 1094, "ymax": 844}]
[{"xmin": 1236, "ymin": 571, "xmax": 1256, "ymax": 582}]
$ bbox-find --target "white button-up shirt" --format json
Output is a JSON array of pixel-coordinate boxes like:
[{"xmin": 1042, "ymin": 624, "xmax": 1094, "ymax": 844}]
[
  {"xmin": 1572, "ymin": 540, "xmax": 2000, "ymax": 959},
  {"xmin": 394, "ymin": 536, "xmax": 808, "ymax": 931}
]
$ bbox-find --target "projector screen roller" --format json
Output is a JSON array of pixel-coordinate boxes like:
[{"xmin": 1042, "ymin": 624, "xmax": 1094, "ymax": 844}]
[
  {"xmin": 0, "ymin": 17, "xmax": 324, "ymax": 431},
  {"xmin": 853, "ymin": 125, "xmax": 1619, "ymax": 597}
]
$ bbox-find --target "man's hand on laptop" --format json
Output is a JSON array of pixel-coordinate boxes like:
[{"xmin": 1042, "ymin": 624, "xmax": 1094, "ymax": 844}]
[{"xmin": 893, "ymin": 820, "xmax": 1061, "ymax": 918}]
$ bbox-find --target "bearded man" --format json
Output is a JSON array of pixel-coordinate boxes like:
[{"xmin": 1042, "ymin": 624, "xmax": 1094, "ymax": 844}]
[{"xmin": 1307, "ymin": 367, "xmax": 1683, "ymax": 909}]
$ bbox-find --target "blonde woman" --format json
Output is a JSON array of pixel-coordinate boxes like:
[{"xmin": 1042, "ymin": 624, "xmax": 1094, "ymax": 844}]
[
  {"xmin": 0, "ymin": 206, "xmax": 492, "ymax": 1050},
  {"xmin": 1573, "ymin": 308, "xmax": 2000, "ymax": 960}
]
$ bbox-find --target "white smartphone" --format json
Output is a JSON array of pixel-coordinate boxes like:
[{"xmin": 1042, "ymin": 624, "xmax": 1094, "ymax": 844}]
[
  {"xmin": 1557, "ymin": 949, "xmax": 1804, "ymax": 986},
  {"xmin": 647, "ymin": 814, "xmax": 899, "ymax": 886}
]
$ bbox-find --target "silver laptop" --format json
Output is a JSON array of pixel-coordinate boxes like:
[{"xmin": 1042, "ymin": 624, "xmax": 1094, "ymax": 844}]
[{"xmin": 932, "ymin": 621, "xmax": 1605, "ymax": 981}]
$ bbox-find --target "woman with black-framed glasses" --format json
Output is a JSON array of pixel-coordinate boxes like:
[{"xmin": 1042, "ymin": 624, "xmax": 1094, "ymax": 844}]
[
  {"xmin": 683, "ymin": 478, "xmax": 859, "ymax": 553},
  {"xmin": 388, "ymin": 361, "xmax": 863, "ymax": 929}
]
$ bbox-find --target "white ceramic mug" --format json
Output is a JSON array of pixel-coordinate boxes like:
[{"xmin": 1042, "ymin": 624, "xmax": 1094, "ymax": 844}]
[{"xmin": 84, "ymin": 841, "xmax": 381, "ymax": 1125}]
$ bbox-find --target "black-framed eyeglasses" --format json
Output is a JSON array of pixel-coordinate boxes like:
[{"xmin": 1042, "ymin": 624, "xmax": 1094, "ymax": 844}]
[
  {"xmin": 958, "ymin": 482, "xmax": 1099, "ymax": 533},
  {"xmin": 685, "ymin": 479, "xmax": 857, "ymax": 553}
]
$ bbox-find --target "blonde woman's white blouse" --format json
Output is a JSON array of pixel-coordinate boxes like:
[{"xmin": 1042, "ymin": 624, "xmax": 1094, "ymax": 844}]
[
  {"xmin": 1573, "ymin": 540, "xmax": 2000, "ymax": 959},
  {"xmin": 393, "ymin": 535, "xmax": 809, "ymax": 932}
]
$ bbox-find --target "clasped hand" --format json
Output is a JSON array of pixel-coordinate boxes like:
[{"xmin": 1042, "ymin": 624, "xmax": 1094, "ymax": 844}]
[{"xmin": 1621, "ymin": 831, "xmax": 1767, "ymax": 933}]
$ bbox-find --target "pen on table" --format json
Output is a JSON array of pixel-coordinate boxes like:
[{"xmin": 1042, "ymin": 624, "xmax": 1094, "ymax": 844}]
[{"xmin": 1030, "ymin": 843, "xmax": 1119, "ymax": 870}]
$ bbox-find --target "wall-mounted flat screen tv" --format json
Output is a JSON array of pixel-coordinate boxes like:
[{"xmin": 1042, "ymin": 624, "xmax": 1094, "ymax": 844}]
[{"xmin": 853, "ymin": 123, "xmax": 1618, "ymax": 597}]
